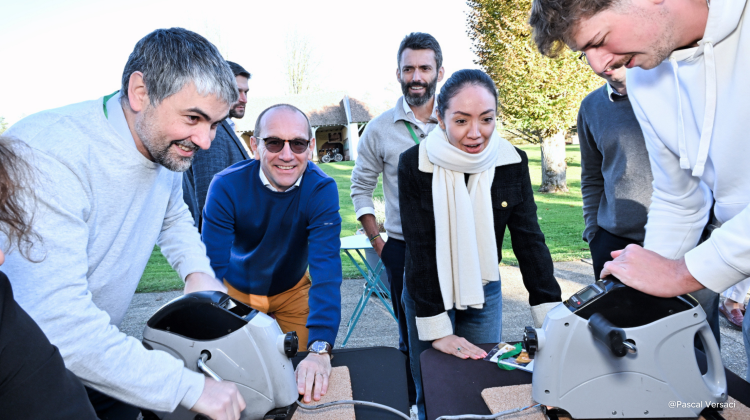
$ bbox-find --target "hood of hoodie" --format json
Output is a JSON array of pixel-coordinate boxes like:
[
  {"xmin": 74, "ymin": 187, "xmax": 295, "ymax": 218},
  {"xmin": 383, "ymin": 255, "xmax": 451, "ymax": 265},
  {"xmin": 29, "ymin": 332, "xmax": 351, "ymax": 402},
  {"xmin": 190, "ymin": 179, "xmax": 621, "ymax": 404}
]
[
  {"xmin": 666, "ymin": 0, "xmax": 747, "ymax": 177},
  {"xmin": 671, "ymin": 1, "xmax": 745, "ymax": 62}
]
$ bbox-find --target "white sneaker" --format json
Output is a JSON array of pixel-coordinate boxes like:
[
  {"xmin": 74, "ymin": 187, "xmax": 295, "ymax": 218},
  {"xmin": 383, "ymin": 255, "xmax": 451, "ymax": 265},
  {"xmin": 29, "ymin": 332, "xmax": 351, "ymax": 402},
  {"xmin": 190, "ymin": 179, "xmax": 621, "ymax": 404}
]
[{"xmin": 410, "ymin": 404, "xmax": 418, "ymax": 420}]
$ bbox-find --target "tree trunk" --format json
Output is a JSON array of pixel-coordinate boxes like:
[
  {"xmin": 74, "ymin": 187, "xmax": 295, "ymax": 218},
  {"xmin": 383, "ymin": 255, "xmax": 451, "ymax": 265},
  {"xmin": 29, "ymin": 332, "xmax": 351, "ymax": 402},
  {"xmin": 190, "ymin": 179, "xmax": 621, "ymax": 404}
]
[{"xmin": 538, "ymin": 131, "xmax": 569, "ymax": 193}]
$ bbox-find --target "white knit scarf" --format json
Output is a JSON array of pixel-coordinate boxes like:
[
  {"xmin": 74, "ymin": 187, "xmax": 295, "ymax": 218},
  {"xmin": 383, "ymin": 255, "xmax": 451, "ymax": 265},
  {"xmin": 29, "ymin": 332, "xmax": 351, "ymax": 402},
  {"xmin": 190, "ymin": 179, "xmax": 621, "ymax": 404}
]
[{"xmin": 426, "ymin": 128, "xmax": 501, "ymax": 311}]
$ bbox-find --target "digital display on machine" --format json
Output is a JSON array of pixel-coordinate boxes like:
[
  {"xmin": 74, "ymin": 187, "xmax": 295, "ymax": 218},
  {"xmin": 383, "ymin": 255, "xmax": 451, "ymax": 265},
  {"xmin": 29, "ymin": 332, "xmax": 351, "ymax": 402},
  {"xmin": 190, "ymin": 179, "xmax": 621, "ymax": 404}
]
[{"xmin": 578, "ymin": 286, "xmax": 599, "ymax": 302}]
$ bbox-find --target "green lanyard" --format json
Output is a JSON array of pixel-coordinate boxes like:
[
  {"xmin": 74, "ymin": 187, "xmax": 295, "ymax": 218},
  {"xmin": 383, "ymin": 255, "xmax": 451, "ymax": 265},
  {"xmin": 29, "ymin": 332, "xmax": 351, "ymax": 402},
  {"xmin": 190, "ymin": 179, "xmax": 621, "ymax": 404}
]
[
  {"xmin": 403, "ymin": 120, "xmax": 420, "ymax": 145},
  {"xmin": 102, "ymin": 90, "xmax": 119, "ymax": 119}
]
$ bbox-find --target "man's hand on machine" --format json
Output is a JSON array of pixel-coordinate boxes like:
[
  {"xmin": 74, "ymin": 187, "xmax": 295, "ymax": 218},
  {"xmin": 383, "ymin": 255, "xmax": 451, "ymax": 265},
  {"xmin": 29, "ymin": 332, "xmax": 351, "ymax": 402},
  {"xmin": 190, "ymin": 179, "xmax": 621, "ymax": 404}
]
[
  {"xmin": 191, "ymin": 377, "xmax": 246, "ymax": 420},
  {"xmin": 600, "ymin": 244, "xmax": 705, "ymax": 298},
  {"xmin": 432, "ymin": 335, "xmax": 487, "ymax": 360},
  {"xmin": 184, "ymin": 272, "xmax": 227, "ymax": 294},
  {"xmin": 295, "ymin": 352, "xmax": 332, "ymax": 403}
]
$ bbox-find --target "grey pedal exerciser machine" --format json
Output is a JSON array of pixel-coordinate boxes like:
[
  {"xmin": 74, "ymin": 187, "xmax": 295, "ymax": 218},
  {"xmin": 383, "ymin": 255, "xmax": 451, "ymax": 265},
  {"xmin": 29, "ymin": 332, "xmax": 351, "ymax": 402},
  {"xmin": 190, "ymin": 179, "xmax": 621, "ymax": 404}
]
[
  {"xmin": 523, "ymin": 277, "xmax": 728, "ymax": 419},
  {"xmin": 142, "ymin": 291, "xmax": 300, "ymax": 420},
  {"xmin": 139, "ymin": 282, "xmax": 729, "ymax": 420},
  {"xmin": 141, "ymin": 291, "xmax": 415, "ymax": 420}
]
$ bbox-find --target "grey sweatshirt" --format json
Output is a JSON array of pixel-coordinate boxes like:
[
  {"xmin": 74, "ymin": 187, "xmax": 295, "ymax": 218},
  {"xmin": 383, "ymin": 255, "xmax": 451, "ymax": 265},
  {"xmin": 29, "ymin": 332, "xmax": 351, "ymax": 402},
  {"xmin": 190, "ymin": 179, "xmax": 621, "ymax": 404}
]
[
  {"xmin": 577, "ymin": 85, "xmax": 653, "ymax": 243},
  {"xmin": 3, "ymin": 94, "xmax": 214, "ymax": 412},
  {"xmin": 350, "ymin": 97, "xmax": 437, "ymax": 240}
]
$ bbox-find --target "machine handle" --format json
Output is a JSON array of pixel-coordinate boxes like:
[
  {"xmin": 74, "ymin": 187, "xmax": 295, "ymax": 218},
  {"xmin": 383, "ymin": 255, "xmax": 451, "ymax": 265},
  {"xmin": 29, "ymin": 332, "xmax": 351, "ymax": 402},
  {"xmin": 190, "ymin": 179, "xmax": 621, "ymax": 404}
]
[
  {"xmin": 588, "ymin": 313, "xmax": 628, "ymax": 357},
  {"xmin": 523, "ymin": 326, "xmax": 538, "ymax": 359},
  {"xmin": 194, "ymin": 354, "xmax": 226, "ymax": 420},
  {"xmin": 197, "ymin": 353, "xmax": 223, "ymax": 382},
  {"xmin": 698, "ymin": 323, "xmax": 727, "ymax": 399}
]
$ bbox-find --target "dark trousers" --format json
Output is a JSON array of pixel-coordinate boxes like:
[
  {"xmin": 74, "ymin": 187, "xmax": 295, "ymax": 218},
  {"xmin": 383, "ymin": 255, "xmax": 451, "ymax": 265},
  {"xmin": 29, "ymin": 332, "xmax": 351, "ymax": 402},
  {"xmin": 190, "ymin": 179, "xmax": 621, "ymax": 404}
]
[
  {"xmin": 589, "ymin": 228, "xmax": 720, "ymax": 347},
  {"xmin": 589, "ymin": 228, "xmax": 641, "ymax": 281},
  {"xmin": 0, "ymin": 271, "xmax": 98, "ymax": 419},
  {"xmin": 86, "ymin": 387, "xmax": 141, "ymax": 420},
  {"xmin": 380, "ymin": 237, "xmax": 416, "ymax": 405}
]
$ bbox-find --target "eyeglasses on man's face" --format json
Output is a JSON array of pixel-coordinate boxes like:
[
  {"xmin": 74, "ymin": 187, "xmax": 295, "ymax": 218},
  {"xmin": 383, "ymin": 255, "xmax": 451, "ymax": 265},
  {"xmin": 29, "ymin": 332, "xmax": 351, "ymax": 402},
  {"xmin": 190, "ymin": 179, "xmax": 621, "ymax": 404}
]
[{"xmin": 256, "ymin": 137, "xmax": 311, "ymax": 154}]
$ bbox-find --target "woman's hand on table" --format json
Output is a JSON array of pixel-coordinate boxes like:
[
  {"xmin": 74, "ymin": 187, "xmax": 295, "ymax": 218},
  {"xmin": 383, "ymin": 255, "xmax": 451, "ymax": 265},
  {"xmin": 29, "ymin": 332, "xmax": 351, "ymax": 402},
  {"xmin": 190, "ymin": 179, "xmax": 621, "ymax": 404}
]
[{"xmin": 432, "ymin": 335, "xmax": 487, "ymax": 360}]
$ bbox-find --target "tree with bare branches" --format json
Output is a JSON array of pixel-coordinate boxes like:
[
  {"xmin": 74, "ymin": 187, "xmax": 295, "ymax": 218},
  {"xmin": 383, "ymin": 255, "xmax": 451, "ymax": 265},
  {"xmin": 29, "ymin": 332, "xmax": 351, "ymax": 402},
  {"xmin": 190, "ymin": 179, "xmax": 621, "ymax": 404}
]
[{"xmin": 284, "ymin": 32, "xmax": 318, "ymax": 95}]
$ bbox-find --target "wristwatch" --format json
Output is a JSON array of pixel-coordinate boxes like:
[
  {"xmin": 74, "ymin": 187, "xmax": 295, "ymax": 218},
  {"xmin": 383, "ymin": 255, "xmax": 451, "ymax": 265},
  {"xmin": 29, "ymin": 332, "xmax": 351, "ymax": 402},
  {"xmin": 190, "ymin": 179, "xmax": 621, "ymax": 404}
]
[{"xmin": 308, "ymin": 340, "xmax": 332, "ymax": 355}]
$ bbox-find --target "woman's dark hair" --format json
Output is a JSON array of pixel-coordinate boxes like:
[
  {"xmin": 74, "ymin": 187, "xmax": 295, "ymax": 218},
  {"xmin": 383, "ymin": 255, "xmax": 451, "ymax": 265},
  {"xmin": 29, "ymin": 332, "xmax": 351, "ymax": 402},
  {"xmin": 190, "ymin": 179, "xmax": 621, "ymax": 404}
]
[
  {"xmin": 437, "ymin": 69, "xmax": 498, "ymax": 120},
  {"xmin": 0, "ymin": 135, "xmax": 40, "ymax": 260}
]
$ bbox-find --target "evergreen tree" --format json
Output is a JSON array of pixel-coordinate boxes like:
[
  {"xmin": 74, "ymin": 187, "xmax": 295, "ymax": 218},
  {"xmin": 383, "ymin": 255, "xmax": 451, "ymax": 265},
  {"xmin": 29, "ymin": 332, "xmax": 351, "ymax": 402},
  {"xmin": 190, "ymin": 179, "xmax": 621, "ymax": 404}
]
[{"xmin": 467, "ymin": 0, "xmax": 601, "ymax": 192}]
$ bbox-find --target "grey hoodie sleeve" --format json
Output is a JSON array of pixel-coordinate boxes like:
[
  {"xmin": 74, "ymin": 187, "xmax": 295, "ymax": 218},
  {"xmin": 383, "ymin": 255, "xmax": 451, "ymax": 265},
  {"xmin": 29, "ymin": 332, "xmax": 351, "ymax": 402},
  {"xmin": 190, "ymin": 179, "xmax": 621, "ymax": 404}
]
[
  {"xmin": 4, "ymin": 158, "xmax": 205, "ymax": 412},
  {"xmin": 350, "ymin": 124, "xmax": 383, "ymax": 218},
  {"xmin": 578, "ymin": 106, "xmax": 604, "ymax": 243}
]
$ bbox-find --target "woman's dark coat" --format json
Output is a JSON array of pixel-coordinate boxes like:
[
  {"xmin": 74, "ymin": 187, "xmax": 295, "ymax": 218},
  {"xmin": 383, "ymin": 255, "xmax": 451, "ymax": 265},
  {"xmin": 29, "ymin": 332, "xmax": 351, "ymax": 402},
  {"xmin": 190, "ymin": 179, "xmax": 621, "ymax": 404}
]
[{"xmin": 398, "ymin": 144, "xmax": 562, "ymax": 320}]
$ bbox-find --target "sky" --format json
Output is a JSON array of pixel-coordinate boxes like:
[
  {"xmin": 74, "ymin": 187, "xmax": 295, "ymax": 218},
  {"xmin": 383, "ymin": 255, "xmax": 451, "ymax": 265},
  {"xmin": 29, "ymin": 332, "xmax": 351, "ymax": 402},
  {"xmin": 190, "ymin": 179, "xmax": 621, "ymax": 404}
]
[{"xmin": 0, "ymin": 0, "xmax": 481, "ymax": 125}]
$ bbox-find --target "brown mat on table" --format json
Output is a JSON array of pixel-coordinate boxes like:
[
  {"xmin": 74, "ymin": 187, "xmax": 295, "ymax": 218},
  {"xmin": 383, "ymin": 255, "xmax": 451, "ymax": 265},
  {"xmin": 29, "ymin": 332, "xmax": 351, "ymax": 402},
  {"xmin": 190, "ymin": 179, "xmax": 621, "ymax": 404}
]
[
  {"xmin": 706, "ymin": 397, "xmax": 750, "ymax": 420},
  {"xmin": 482, "ymin": 384, "xmax": 750, "ymax": 420},
  {"xmin": 292, "ymin": 366, "xmax": 355, "ymax": 420},
  {"xmin": 481, "ymin": 384, "xmax": 546, "ymax": 420}
]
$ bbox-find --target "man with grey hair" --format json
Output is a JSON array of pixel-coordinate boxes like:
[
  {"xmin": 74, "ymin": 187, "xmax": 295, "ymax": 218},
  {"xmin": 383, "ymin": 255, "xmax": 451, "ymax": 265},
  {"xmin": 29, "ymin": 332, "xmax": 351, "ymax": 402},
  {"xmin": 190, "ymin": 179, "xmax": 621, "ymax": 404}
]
[{"xmin": 4, "ymin": 28, "xmax": 245, "ymax": 420}]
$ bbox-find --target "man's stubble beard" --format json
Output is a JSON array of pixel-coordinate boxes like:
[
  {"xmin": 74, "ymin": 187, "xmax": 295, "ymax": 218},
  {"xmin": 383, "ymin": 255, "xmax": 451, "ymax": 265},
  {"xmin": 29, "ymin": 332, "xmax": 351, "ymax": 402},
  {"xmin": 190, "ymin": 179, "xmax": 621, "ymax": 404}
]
[
  {"xmin": 135, "ymin": 105, "xmax": 196, "ymax": 173},
  {"xmin": 229, "ymin": 104, "xmax": 245, "ymax": 119},
  {"xmin": 645, "ymin": 30, "xmax": 677, "ymax": 69},
  {"xmin": 636, "ymin": 7, "xmax": 678, "ymax": 70}
]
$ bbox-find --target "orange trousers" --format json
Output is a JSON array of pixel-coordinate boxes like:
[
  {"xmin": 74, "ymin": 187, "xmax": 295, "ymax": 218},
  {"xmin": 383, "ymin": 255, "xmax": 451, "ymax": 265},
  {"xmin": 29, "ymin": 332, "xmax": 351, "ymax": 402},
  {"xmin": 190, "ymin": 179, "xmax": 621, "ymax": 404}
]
[{"xmin": 224, "ymin": 274, "xmax": 311, "ymax": 351}]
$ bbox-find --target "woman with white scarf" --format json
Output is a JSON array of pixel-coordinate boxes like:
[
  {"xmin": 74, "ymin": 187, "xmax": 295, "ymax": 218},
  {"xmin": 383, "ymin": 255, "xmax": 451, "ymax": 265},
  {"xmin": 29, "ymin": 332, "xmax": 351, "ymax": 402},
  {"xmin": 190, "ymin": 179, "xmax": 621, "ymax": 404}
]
[{"xmin": 398, "ymin": 70, "xmax": 562, "ymax": 420}]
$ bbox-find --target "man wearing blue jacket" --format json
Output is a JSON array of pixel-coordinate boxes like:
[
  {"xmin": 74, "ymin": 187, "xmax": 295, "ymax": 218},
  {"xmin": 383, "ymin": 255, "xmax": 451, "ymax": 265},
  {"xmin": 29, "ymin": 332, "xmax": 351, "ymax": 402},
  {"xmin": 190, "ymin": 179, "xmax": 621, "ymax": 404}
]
[{"xmin": 202, "ymin": 104, "xmax": 342, "ymax": 404}]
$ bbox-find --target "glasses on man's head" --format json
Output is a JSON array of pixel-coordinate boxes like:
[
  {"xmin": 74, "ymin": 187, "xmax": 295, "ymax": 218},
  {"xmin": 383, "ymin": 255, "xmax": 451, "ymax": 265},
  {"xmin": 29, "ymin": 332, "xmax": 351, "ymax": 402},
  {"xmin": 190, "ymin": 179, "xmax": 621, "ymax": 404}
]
[
  {"xmin": 578, "ymin": 52, "xmax": 589, "ymax": 65},
  {"xmin": 256, "ymin": 137, "xmax": 310, "ymax": 154}
]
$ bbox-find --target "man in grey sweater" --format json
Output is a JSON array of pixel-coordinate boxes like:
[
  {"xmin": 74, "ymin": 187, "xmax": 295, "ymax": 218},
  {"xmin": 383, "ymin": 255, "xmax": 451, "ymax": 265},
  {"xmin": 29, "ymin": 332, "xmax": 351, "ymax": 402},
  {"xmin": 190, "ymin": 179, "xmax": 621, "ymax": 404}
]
[
  {"xmin": 350, "ymin": 32, "xmax": 444, "ymax": 409},
  {"xmin": 577, "ymin": 64, "xmax": 652, "ymax": 281},
  {"xmin": 578, "ymin": 62, "xmax": 720, "ymax": 344},
  {"xmin": 3, "ymin": 28, "xmax": 245, "ymax": 420}
]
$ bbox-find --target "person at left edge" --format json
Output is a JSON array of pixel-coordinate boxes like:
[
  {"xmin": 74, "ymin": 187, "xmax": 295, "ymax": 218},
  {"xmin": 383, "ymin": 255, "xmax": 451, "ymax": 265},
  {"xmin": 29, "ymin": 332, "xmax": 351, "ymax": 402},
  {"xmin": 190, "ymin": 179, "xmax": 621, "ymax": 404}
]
[
  {"xmin": 201, "ymin": 104, "xmax": 343, "ymax": 405},
  {"xmin": 183, "ymin": 61, "xmax": 251, "ymax": 231}
]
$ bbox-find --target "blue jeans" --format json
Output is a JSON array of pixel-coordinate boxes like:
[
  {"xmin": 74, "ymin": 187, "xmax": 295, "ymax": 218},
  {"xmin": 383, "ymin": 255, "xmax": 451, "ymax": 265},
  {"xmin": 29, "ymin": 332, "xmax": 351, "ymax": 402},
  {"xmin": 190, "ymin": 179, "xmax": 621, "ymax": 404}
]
[{"xmin": 402, "ymin": 280, "xmax": 502, "ymax": 420}]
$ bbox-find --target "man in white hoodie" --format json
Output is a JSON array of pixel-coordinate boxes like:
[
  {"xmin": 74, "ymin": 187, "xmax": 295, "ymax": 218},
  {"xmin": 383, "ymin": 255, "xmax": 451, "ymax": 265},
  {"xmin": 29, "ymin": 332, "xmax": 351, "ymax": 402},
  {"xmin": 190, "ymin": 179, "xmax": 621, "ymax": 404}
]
[{"xmin": 530, "ymin": 0, "xmax": 750, "ymax": 375}]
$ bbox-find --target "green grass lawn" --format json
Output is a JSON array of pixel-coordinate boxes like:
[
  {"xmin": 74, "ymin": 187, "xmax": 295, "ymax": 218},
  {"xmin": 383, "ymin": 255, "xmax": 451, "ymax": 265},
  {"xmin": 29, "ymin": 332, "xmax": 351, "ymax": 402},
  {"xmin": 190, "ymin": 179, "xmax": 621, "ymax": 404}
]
[
  {"xmin": 504, "ymin": 145, "xmax": 588, "ymax": 266},
  {"xmin": 137, "ymin": 145, "xmax": 588, "ymax": 292}
]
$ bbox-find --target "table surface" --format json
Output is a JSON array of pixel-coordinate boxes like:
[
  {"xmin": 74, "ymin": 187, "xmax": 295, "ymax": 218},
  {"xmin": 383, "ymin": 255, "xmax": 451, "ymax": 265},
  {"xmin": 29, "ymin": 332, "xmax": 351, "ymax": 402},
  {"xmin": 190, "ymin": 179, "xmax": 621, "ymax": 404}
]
[
  {"xmin": 292, "ymin": 346, "xmax": 409, "ymax": 419},
  {"xmin": 339, "ymin": 234, "xmax": 389, "ymax": 250},
  {"xmin": 421, "ymin": 343, "xmax": 750, "ymax": 420}
]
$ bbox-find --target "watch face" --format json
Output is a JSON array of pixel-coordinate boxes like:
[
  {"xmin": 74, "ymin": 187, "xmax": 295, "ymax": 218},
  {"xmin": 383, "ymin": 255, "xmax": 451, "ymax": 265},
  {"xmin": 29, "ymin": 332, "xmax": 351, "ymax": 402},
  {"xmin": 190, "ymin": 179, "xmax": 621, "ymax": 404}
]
[{"xmin": 311, "ymin": 341, "xmax": 328, "ymax": 353}]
